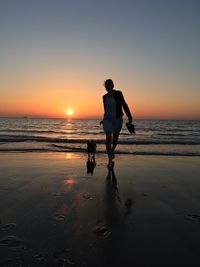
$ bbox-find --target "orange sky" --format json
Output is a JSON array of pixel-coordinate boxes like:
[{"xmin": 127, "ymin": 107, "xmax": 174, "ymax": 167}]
[
  {"xmin": 1, "ymin": 85, "xmax": 199, "ymax": 119},
  {"xmin": 1, "ymin": 72, "xmax": 199, "ymax": 119},
  {"xmin": 0, "ymin": 1, "xmax": 200, "ymax": 120}
]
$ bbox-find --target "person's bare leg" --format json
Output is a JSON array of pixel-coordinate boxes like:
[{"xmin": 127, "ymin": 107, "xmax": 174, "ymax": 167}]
[
  {"xmin": 105, "ymin": 132, "xmax": 112, "ymax": 164},
  {"xmin": 112, "ymin": 132, "xmax": 120, "ymax": 158}
]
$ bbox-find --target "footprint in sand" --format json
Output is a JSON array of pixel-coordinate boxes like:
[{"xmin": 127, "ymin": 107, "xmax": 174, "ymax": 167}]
[
  {"xmin": 82, "ymin": 193, "xmax": 94, "ymax": 200},
  {"xmin": 1, "ymin": 223, "xmax": 16, "ymax": 231},
  {"xmin": 32, "ymin": 252, "xmax": 45, "ymax": 262},
  {"xmin": 124, "ymin": 198, "xmax": 133, "ymax": 216},
  {"xmin": 125, "ymin": 198, "xmax": 133, "ymax": 208},
  {"xmin": 53, "ymin": 248, "xmax": 75, "ymax": 265},
  {"xmin": 64, "ymin": 258, "xmax": 76, "ymax": 265},
  {"xmin": 142, "ymin": 193, "xmax": 150, "ymax": 198},
  {"xmin": 0, "ymin": 235, "xmax": 24, "ymax": 249},
  {"xmin": 53, "ymin": 193, "xmax": 65, "ymax": 197},
  {"xmin": 187, "ymin": 214, "xmax": 200, "ymax": 222},
  {"xmin": 53, "ymin": 248, "xmax": 70, "ymax": 258},
  {"xmin": 54, "ymin": 214, "xmax": 66, "ymax": 221},
  {"xmin": 93, "ymin": 220, "xmax": 110, "ymax": 238}
]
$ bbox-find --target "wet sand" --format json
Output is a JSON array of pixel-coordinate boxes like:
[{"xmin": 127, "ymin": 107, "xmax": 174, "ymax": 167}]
[{"xmin": 0, "ymin": 152, "xmax": 200, "ymax": 266}]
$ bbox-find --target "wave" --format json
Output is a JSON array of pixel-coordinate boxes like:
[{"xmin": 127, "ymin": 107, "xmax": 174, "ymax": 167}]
[
  {"xmin": 135, "ymin": 126, "xmax": 196, "ymax": 131},
  {"xmin": 0, "ymin": 146, "xmax": 200, "ymax": 157},
  {"xmin": 0, "ymin": 134, "xmax": 200, "ymax": 145},
  {"xmin": 0, "ymin": 129, "xmax": 103, "ymax": 135},
  {"xmin": 156, "ymin": 133, "xmax": 187, "ymax": 137},
  {"xmin": 0, "ymin": 129, "xmax": 68, "ymax": 134}
]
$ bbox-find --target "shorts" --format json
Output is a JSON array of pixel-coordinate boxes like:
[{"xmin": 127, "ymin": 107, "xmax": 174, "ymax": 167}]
[{"xmin": 103, "ymin": 118, "xmax": 123, "ymax": 133}]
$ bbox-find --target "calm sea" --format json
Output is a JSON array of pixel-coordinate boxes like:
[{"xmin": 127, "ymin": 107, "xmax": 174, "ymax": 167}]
[{"xmin": 0, "ymin": 117, "xmax": 200, "ymax": 156}]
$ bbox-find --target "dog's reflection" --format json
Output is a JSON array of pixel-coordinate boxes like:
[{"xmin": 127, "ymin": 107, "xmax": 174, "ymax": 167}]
[{"xmin": 86, "ymin": 155, "xmax": 96, "ymax": 175}]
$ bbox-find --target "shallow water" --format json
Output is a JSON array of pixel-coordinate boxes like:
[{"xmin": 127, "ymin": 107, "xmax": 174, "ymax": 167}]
[{"xmin": 0, "ymin": 118, "xmax": 200, "ymax": 156}]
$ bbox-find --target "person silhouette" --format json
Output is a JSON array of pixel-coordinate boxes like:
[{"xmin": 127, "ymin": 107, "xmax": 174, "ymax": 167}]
[{"xmin": 100, "ymin": 79, "xmax": 132, "ymax": 167}]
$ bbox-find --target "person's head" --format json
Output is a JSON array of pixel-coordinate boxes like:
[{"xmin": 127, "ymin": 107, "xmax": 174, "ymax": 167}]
[{"xmin": 104, "ymin": 79, "xmax": 114, "ymax": 92}]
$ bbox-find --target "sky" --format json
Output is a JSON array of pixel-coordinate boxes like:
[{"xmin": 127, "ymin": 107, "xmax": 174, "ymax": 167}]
[{"xmin": 0, "ymin": 0, "xmax": 200, "ymax": 119}]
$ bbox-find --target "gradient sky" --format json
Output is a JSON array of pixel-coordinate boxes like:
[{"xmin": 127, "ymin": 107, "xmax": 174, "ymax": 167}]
[{"xmin": 0, "ymin": 0, "xmax": 200, "ymax": 119}]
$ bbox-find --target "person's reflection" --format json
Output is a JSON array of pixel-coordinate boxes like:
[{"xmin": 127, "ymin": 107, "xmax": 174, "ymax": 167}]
[
  {"xmin": 104, "ymin": 163, "xmax": 122, "ymax": 226},
  {"xmin": 86, "ymin": 155, "xmax": 96, "ymax": 175},
  {"xmin": 106, "ymin": 164, "xmax": 121, "ymax": 202},
  {"xmin": 102, "ymin": 165, "xmax": 134, "ymax": 267},
  {"xmin": 105, "ymin": 164, "xmax": 133, "ymax": 222}
]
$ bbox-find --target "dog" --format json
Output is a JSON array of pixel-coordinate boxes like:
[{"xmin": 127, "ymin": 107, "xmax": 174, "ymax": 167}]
[
  {"xmin": 86, "ymin": 140, "xmax": 96, "ymax": 175},
  {"xmin": 87, "ymin": 140, "xmax": 96, "ymax": 158}
]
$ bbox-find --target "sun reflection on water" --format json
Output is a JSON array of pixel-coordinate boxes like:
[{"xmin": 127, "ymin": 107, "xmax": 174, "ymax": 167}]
[{"xmin": 65, "ymin": 153, "xmax": 80, "ymax": 160}]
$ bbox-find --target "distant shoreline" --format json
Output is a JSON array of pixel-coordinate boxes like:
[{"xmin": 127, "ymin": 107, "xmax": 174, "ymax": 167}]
[{"xmin": 0, "ymin": 116, "xmax": 199, "ymax": 121}]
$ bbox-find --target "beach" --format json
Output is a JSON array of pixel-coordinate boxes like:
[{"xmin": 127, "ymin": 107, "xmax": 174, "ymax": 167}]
[
  {"xmin": 0, "ymin": 152, "xmax": 200, "ymax": 266},
  {"xmin": 1, "ymin": 0, "xmax": 200, "ymax": 265}
]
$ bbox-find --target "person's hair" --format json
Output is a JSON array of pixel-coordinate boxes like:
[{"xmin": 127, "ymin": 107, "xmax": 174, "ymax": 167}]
[{"xmin": 104, "ymin": 79, "xmax": 114, "ymax": 89}]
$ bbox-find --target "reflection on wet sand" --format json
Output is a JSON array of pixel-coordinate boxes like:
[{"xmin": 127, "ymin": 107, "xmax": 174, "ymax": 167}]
[
  {"xmin": 64, "ymin": 177, "xmax": 78, "ymax": 193},
  {"xmin": 99, "ymin": 164, "xmax": 135, "ymax": 267},
  {"xmin": 106, "ymin": 165, "xmax": 121, "ymax": 203},
  {"xmin": 86, "ymin": 155, "xmax": 96, "ymax": 175},
  {"xmin": 104, "ymin": 164, "xmax": 122, "ymax": 226},
  {"xmin": 104, "ymin": 164, "xmax": 133, "ymax": 226},
  {"xmin": 64, "ymin": 178, "xmax": 77, "ymax": 186},
  {"xmin": 1, "ymin": 153, "xmax": 200, "ymax": 266},
  {"xmin": 65, "ymin": 152, "xmax": 80, "ymax": 160}
]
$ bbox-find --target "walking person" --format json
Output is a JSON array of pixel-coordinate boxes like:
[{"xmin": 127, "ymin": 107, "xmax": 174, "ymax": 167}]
[{"xmin": 100, "ymin": 79, "xmax": 133, "ymax": 167}]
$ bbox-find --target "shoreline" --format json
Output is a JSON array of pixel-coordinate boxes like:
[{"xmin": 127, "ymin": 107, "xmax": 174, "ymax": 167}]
[{"xmin": 0, "ymin": 150, "xmax": 200, "ymax": 157}]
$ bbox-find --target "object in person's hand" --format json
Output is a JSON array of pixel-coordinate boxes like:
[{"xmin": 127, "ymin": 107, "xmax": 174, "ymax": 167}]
[{"xmin": 126, "ymin": 122, "xmax": 136, "ymax": 134}]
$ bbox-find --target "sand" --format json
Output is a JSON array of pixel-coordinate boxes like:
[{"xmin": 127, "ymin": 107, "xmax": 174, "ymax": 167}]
[{"xmin": 0, "ymin": 152, "xmax": 200, "ymax": 266}]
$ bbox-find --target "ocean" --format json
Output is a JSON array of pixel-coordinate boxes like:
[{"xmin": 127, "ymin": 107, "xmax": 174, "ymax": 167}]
[{"xmin": 0, "ymin": 117, "xmax": 200, "ymax": 156}]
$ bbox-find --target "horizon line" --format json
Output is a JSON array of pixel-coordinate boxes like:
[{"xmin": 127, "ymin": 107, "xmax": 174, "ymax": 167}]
[{"xmin": 0, "ymin": 115, "xmax": 199, "ymax": 121}]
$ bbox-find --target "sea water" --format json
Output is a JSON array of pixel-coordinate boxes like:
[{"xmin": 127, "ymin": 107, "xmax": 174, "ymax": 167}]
[{"xmin": 0, "ymin": 117, "xmax": 200, "ymax": 156}]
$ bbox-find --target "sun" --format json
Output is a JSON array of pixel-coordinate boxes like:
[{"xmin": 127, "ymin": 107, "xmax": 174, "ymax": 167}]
[{"xmin": 66, "ymin": 108, "xmax": 74, "ymax": 116}]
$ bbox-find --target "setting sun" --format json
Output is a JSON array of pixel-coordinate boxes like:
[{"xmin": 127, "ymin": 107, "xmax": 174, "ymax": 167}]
[{"xmin": 66, "ymin": 108, "xmax": 74, "ymax": 116}]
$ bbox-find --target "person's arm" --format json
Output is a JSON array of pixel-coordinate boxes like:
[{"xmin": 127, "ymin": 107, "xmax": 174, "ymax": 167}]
[
  {"xmin": 121, "ymin": 92, "xmax": 132, "ymax": 122},
  {"xmin": 100, "ymin": 96, "xmax": 105, "ymax": 125}
]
